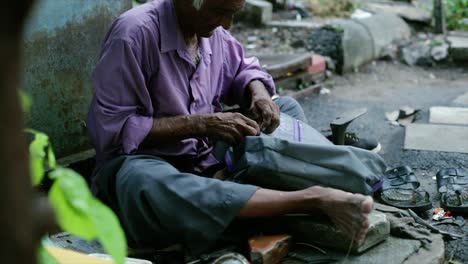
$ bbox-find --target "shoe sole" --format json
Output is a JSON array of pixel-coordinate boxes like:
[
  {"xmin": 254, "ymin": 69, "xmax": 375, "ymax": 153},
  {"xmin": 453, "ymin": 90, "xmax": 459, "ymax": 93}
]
[{"xmin": 370, "ymin": 143, "xmax": 382, "ymax": 153}]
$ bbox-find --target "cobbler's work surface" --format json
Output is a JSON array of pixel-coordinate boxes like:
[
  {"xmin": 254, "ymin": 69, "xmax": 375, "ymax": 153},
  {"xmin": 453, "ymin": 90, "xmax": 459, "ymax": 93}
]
[{"xmin": 282, "ymin": 235, "xmax": 443, "ymax": 264}]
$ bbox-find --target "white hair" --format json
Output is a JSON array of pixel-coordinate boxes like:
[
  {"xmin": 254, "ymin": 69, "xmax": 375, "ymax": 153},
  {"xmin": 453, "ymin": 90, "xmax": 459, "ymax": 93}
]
[{"xmin": 192, "ymin": 0, "xmax": 205, "ymax": 10}]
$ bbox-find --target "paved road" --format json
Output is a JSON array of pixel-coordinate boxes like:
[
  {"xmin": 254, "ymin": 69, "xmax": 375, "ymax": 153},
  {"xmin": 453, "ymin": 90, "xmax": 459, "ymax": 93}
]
[{"xmin": 297, "ymin": 61, "xmax": 468, "ymax": 262}]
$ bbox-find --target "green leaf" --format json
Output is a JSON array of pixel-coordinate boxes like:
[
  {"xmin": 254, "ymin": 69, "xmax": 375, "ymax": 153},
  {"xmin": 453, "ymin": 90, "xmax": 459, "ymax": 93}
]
[
  {"xmin": 90, "ymin": 198, "xmax": 127, "ymax": 264},
  {"xmin": 47, "ymin": 145, "xmax": 57, "ymax": 169},
  {"xmin": 19, "ymin": 90, "xmax": 32, "ymax": 113},
  {"xmin": 445, "ymin": 0, "xmax": 468, "ymax": 30},
  {"xmin": 30, "ymin": 156, "xmax": 45, "ymax": 186},
  {"xmin": 38, "ymin": 245, "xmax": 59, "ymax": 264},
  {"xmin": 49, "ymin": 181, "xmax": 97, "ymax": 240},
  {"xmin": 48, "ymin": 169, "xmax": 97, "ymax": 240},
  {"xmin": 28, "ymin": 131, "xmax": 49, "ymax": 186},
  {"xmin": 48, "ymin": 168, "xmax": 127, "ymax": 263}
]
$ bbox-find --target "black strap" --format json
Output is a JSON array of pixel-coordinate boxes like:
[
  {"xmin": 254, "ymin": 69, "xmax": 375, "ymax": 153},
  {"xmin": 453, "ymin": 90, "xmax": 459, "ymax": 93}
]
[
  {"xmin": 382, "ymin": 166, "xmax": 420, "ymax": 191},
  {"xmin": 436, "ymin": 168, "xmax": 467, "ymax": 193}
]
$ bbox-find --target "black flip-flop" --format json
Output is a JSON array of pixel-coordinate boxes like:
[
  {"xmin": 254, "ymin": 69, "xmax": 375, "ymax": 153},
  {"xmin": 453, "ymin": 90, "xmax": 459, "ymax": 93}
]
[
  {"xmin": 376, "ymin": 166, "xmax": 432, "ymax": 212},
  {"xmin": 436, "ymin": 168, "xmax": 468, "ymax": 214}
]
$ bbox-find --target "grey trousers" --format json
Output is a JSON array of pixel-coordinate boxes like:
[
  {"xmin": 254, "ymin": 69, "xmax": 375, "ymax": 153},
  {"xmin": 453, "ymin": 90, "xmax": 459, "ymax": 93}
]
[{"xmin": 95, "ymin": 96, "xmax": 306, "ymax": 255}]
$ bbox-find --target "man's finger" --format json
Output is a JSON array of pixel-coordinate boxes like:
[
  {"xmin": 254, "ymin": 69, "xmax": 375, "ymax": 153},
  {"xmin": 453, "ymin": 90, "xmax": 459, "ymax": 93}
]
[
  {"xmin": 267, "ymin": 104, "xmax": 281, "ymax": 133},
  {"xmin": 235, "ymin": 115, "xmax": 259, "ymax": 137},
  {"xmin": 264, "ymin": 118, "xmax": 279, "ymax": 134},
  {"xmin": 262, "ymin": 103, "xmax": 280, "ymax": 134},
  {"xmin": 258, "ymin": 101, "xmax": 276, "ymax": 131},
  {"xmin": 220, "ymin": 133, "xmax": 235, "ymax": 146},
  {"xmin": 229, "ymin": 128, "xmax": 243, "ymax": 145},
  {"xmin": 240, "ymin": 114, "xmax": 260, "ymax": 135},
  {"xmin": 239, "ymin": 122, "xmax": 260, "ymax": 136},
  {"xmin": 249, "ymin": 103, "xmax": 260, "ymax": 120}
]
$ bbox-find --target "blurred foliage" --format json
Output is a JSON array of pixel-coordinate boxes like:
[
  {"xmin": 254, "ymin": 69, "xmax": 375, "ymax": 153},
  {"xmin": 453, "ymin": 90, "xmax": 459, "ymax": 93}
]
[
  {"xmin": 26, "ymin": 129, "xmax": 127, "ymax": 264},
  {"xmin": 20, "ymin": 92, "xmax": 127, "ymax": 264},
  {"xmin": 38, "ymin": 246, "xmax": 59, "ymax": 264},
  {"xmin": 445, "ymin": 0, "xmax": 468, "ymax": 31},
  {"xmin": 19, "ymin": 89, "xmax": 32, "ymax": 113},
  {"xmin": 309, "ymin": 0, "xmax": 355, "ymax": 17},
  {"xmin": 277, "ymin": 86, "xmax": 284, "ymax": 94},
  {"xmin": 28, "ymin": 129, "xmax": 127, "ymax": 264}
]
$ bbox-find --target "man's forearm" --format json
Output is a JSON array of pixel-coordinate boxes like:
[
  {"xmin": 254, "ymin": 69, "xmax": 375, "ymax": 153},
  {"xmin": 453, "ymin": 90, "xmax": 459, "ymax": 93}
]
[
  {"xmin": 246, "ymin": 80, "xmax": 280, "ymax": 133},
  {"xmin": 248, "ymin": 80, "xmax": 272, "ymax": 100},
  {"xmin": 142, "ymin": 111, "xmax": 260, "ymax": 147},
  {"xmin": 143, "ymin": 115, "xmax": 206, "ymax": 145}
]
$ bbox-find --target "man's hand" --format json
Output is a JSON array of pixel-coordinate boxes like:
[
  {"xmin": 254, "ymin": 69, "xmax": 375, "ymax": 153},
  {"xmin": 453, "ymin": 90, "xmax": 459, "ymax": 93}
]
[
  {"xmin": 203, "ymin": 112, "xmax": 260, "ymax": 145},
  {"xmin": 144, "ymin": 113, "xmax": 259, "ymax": 146},
  {"xmin": 248, "ymin": 80, "xmax": 280, "ymax": 134}
]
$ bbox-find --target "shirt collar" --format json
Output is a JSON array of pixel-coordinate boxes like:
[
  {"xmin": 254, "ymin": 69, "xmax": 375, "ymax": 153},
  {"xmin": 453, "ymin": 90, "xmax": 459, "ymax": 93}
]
[
  {"xmin": 199, "ymin": 36, "xmax": 213, "ymax": 56},
  {"xmin": 159, "ymin": 0, "xmax": 185, "ymax": 53},
  {"xmin": 159, "ymin": 0, "xmax": 213, "ymax": 59}
]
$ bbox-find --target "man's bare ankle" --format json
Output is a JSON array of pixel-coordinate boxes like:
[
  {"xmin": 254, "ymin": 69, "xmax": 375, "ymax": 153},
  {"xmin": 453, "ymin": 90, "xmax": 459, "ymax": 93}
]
[{"xmin": 300, "ymin": 186, "xmax": 328, "ymax": 210}]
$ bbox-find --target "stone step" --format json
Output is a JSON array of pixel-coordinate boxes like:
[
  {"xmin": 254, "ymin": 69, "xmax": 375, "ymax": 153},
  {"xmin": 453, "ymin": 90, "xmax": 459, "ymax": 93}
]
[
  {"xmin": 448, "ymin": 34, "xmax": 468, "ymax": 61},
  {"xmin": 361, "ymin": 1, "xmax": 431, "ymax": 24},
  {"xmin": 277, "ymin": 211, "xmax": 390, "ymax": 254}
]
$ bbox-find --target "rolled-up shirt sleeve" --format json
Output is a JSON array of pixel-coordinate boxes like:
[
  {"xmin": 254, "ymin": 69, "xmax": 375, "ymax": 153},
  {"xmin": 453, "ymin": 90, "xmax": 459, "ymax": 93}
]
[
  {"xmin": 89, "ymin": 39, "xmax": 154, "ymax": 157},
  {"xmin": 220, "ymin": 30, "xmax": 276, "ymax": 106}
]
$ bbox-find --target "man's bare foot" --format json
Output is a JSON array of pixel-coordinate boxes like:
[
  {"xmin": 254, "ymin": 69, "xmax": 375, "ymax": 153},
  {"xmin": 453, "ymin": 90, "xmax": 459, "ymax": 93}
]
[
  {"xmin": 306, "ymin": 186, "xmax": 374, "ymax": 242},
  {"xmin": 238, "ymin": 185, "xmax": 373, "ymax": 242}
]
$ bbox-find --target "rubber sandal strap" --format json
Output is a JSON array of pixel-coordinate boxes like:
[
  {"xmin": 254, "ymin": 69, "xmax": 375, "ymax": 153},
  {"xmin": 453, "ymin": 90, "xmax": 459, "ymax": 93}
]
[
  {"xmin": 385, "ymin": 166, "xmax": 412, "ymax": 179},
  {"xmin": 436, "ymin": 168, "xmax": 467, "ymax": 193},
  {"xmin": 382, "ymin": 166, "xmax": 420, "ymax": 191}
]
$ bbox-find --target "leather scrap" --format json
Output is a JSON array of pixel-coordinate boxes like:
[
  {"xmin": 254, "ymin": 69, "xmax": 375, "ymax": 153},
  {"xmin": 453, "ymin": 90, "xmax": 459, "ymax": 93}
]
[{"xmin": 374, "ymin": 203, "xmax": 432, "ymax": 245}]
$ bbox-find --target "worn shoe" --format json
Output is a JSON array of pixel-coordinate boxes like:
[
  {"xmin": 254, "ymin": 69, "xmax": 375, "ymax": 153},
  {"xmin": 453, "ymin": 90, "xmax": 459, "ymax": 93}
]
[{"xmin": 327, "ymin": 132, "xmax": 382, "ymax": 153}]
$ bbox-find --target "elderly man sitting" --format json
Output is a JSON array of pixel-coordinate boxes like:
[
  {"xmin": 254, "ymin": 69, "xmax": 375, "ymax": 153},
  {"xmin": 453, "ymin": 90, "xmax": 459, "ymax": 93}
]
[{"xmin": 87, "ymin": 0, "xmax": 373, "ymax": 255}]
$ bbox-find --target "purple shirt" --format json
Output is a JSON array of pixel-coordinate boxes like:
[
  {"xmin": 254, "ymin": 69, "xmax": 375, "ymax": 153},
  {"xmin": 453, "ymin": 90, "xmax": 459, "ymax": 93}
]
[{"xmin": 87, "ymin": 0, "xmax": 275, "ymax": 173}]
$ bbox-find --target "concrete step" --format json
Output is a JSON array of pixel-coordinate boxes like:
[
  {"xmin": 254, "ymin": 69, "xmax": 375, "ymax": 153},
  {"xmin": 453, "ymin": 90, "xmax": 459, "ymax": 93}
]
[
  {"xmin": 429, "ymin": 106, "xmax": 468, "ymax": 126},
  {"xmin": 361, "ymin": 1, "xmax": 431, "ymax": 24},
  {"xmin": 448, "ymin": 33, "xmax": 468, "ymax": 61},
  {"xmin": 405, "ymin": 123, "xmax": 468, "ymax": 154}
]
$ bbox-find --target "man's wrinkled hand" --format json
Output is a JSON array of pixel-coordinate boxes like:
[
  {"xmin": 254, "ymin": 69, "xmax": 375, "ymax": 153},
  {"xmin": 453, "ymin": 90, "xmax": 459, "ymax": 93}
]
[
  {"xmin": 249, "ymin": 96, "xmax": 280, "ymax": 134},
  {"xmin": 203, "ymin": 112, "xmax": 260, "ymax": 145}
]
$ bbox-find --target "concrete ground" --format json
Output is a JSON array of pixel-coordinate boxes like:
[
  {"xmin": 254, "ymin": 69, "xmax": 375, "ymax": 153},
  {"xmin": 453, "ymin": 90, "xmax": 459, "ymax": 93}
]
[{"xmin": 297, "ymin": 60, "xmax": 468, "ymax": 263}]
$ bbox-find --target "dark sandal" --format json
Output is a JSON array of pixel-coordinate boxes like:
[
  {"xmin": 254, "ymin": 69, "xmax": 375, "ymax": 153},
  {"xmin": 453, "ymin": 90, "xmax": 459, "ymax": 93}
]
[
  {"xmin": 376, "ymin": 166, "xmax": 432, "ymax": 212},
  {"xmin": 436, "ymin": 168, "xmax": 468, "ymax": 214}
]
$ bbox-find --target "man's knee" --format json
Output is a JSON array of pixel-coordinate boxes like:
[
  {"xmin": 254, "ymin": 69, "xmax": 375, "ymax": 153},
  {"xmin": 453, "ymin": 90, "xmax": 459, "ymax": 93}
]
[
  {"xmin": 275, "ymin": 96, "xmax": 299, "ymax": 108},
  {"xmin": 115, "ymin": 156, "xmax": 178, "ymax": 191},
  {"xmin": 274, "ymin": 96, "xmax": 307, "ymax": 122}
]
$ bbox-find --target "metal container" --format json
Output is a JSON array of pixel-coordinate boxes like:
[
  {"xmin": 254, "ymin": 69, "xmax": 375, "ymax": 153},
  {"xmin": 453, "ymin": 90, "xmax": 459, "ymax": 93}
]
[{"xmin": 211, "ymin": 253, "xmax": 250, "ymax": 264}]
